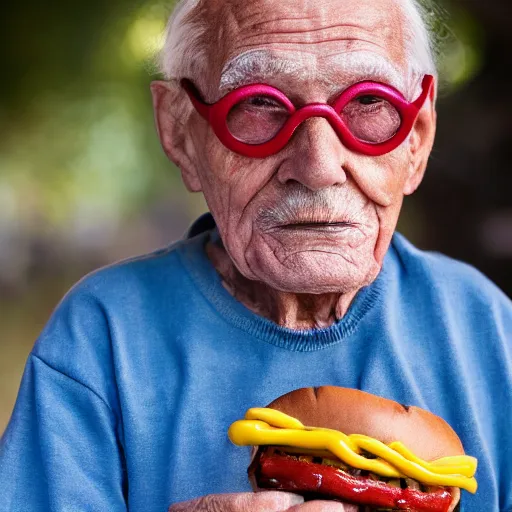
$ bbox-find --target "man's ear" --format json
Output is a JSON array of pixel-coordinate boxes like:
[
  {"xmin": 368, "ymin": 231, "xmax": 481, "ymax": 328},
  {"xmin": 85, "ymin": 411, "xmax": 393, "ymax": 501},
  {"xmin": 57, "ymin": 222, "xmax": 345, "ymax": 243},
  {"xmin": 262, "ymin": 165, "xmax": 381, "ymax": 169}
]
[
  {"xmin": 403, "ymin": 84, "xmax": 437, "ymax": 196},
  {"xmin": 150, "ymin": 80, "xmax": 202, "ymax": 192}
]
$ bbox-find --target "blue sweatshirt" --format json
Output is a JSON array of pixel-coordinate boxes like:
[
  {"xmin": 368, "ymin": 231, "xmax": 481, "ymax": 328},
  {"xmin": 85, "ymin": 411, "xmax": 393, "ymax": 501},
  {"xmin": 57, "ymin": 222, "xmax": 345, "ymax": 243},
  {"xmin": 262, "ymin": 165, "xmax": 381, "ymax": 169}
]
[{"xmin": 1, "ymin": 215, "xmax": 511, "ymax": 512}]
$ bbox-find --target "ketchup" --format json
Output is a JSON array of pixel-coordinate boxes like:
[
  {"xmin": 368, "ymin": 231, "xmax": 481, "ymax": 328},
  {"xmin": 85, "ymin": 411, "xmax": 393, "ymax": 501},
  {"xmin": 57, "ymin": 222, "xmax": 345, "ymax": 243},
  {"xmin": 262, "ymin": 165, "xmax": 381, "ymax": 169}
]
[{"xmin": 251, "ymin": 451, "xmax": 454, "ymax": 512}]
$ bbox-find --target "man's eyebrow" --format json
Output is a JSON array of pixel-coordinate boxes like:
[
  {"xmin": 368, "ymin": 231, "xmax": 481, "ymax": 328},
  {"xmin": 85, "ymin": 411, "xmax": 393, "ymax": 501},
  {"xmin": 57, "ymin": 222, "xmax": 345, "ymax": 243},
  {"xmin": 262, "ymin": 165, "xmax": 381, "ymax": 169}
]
[
  {"xmin": 326, "ymin": 52, "xmax": 407, "ymax": 92},
  {"xmin": 219, "ymin": 49, "xmax": 407, "ymax": 96},
  {"xmin": 220, "ymin": 50, "xmax": 302, "ymax": 89}
]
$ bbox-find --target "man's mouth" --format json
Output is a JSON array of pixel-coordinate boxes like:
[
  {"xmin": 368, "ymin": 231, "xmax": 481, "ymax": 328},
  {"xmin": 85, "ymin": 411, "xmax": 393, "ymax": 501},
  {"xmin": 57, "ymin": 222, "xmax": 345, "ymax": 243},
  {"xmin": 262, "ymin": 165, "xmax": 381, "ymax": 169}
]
[{"xmin": 278, "ymin": 221, "xmax": 355, "ymax": 231}]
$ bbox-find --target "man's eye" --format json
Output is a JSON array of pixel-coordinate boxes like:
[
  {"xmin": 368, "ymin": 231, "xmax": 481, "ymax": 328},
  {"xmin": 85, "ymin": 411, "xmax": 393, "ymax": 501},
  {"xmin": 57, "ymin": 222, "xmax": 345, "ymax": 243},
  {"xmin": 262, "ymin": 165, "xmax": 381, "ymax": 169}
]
[
  {"xmin": 357, "ymin": 95, "xmax": 382, "ymax": 105},
  {"xmin": 247, "ymin": 96, "xmax": 283, "ymax": 108}
]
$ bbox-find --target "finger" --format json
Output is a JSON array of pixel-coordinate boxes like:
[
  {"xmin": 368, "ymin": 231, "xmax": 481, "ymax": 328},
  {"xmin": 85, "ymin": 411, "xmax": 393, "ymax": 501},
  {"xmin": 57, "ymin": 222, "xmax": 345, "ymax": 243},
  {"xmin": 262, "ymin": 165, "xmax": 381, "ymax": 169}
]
[
  {"xmin": 169, "ymin": 491, "xmax": 305, "ymax": 512},
  {"xmin": 285, "ymin": 500, "xmax": 359, "ymax": 512}
]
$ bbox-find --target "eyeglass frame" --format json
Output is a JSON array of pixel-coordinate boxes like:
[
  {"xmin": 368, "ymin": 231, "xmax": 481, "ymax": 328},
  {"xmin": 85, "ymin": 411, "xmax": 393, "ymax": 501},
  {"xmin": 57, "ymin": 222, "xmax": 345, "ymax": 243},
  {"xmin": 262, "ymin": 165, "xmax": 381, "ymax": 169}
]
[{"xmin": 181, "ymin": 74, "xmax": 434, "ymax": 159}]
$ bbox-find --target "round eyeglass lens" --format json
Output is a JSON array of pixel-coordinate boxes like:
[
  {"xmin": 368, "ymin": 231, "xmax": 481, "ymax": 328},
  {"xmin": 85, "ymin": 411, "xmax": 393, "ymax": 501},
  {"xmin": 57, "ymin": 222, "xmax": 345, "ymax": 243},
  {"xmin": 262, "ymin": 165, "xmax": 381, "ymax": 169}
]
[
  {"xmin": 226, "ymin": 95, "xmax": 290, "ymax": 144},
  {"xmin": 340, "ymin": 94, "xmax": 401, "ymax": 143}
]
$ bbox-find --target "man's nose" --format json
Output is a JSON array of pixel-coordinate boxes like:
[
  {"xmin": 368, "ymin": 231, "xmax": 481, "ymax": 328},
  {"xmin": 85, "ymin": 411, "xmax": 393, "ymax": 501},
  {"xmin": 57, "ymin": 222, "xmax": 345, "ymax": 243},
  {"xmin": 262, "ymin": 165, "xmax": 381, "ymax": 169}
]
[{"xmin": 276, "ymin": 117, "xmax": 349, "ymax": 191}]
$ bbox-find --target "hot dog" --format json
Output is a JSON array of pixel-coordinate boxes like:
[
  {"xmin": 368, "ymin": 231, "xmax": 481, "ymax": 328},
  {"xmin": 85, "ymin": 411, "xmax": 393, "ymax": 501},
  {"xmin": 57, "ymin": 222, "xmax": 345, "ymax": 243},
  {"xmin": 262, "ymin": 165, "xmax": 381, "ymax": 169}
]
[{"xmin": 228, "ymin": 387, "xmax": 478, "ymax": 511}]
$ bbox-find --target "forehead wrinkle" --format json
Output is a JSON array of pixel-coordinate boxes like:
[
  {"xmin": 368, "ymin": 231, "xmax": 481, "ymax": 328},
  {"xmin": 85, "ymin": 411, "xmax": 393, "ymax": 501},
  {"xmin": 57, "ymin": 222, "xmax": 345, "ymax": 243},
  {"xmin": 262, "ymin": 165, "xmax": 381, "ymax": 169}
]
[
  {"xmin": 231, "ymin": 0, "xmax": 395, "ymax": 41},
  {"xmin": 219, "ymin": 49, "xmax": 406, "ymax": 96},
  {"xmin": 222, "ymin": 0, "xmax": 405, "ymax": 60}
]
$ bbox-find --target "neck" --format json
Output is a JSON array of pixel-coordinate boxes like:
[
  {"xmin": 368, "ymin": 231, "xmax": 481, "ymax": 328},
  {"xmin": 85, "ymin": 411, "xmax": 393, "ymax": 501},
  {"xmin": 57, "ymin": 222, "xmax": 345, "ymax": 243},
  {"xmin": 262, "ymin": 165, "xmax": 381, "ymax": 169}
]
[{"xmin": 206, "ymin": 238, "xmax": 359, "ymax": 331}]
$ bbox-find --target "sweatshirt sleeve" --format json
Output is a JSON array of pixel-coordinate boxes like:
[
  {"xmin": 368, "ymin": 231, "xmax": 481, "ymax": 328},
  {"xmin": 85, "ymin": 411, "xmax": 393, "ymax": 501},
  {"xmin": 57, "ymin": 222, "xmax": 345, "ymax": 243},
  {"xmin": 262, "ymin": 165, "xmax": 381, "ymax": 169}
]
[
  {"xmin": 0, "ymin": 283, "xmax": 127, "ymax": 512},
  {"xmin": 0, "ymin": 355, "xmax": 127, "ymax": 511}
]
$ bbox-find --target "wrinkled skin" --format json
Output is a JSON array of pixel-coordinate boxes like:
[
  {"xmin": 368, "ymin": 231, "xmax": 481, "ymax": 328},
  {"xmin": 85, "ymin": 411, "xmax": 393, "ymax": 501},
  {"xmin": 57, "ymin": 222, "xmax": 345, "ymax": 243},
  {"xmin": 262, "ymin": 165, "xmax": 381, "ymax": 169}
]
[{"xmin": 152, "ymin": 0, "xmax": 435, "ymax": 328}]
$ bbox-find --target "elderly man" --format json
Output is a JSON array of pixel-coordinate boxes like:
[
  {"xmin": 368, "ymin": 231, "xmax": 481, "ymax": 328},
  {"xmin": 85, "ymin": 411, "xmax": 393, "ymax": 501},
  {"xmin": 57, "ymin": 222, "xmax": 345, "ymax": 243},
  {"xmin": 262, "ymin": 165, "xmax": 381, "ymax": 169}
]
[{"xmin": 1, "ymin": 0, "xmax": 511, "ymax": 510}]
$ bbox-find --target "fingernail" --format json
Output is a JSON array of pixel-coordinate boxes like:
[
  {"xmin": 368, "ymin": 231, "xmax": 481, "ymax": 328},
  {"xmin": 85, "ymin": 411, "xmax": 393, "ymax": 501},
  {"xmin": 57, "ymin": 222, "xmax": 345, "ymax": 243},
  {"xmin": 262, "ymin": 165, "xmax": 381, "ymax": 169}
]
[
  {"xmin": 279, "ymin": 492, "xmax": 305, "ymax": 507},
  {"xmin": 287, "ymin": 494, "xmax": 305, "ymax": 506},
  {"xmin": 321, "ymin": 503, "xmax": 355, "ymax": 511},
  {"xmin": 260, "ymin": 491, "xmax": 304, "ymax": 510}
]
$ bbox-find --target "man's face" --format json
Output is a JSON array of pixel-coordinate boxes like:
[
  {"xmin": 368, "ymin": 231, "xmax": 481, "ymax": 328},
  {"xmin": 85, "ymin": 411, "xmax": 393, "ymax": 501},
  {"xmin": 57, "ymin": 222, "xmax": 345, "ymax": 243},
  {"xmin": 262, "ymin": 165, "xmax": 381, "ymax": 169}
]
[{"xmin": 165, "ymin": 0, "xmax": 434, "ymax": 294}]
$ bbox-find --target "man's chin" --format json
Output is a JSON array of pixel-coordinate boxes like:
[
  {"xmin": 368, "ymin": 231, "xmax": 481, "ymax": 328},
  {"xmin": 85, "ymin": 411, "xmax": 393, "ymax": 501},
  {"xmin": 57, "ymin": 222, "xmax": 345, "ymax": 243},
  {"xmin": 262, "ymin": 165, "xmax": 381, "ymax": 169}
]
[{"xmin": 250, "ymin": 251, "xmax": 380, "ymax": 295}]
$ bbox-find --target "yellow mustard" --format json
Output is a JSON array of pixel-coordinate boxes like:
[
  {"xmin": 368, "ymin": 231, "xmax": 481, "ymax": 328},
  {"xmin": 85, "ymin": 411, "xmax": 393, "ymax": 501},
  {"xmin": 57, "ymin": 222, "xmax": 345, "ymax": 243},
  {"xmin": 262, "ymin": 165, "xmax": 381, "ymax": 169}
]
[{"xmin": 228, "ymin": 407, "xmax": 477, "ymax": 493}]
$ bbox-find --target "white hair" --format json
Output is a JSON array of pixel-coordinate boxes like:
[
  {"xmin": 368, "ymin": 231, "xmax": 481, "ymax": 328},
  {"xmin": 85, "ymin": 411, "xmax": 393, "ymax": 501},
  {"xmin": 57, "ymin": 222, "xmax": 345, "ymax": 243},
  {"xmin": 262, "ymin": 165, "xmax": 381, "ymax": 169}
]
[
  {"xmin": 159, "ymin": 0, "xmax": 208, "ymax": 82},
  {"xmin": 159, "ymin": 0, "xmax": 439, "ymax": 96}
]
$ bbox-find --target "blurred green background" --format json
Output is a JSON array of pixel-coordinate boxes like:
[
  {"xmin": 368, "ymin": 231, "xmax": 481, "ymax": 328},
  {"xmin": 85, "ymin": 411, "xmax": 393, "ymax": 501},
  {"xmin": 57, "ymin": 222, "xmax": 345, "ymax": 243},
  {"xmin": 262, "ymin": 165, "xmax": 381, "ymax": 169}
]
[{"xmin": 0, "ymin": 0, "xmax": 511, "ymax": 433}]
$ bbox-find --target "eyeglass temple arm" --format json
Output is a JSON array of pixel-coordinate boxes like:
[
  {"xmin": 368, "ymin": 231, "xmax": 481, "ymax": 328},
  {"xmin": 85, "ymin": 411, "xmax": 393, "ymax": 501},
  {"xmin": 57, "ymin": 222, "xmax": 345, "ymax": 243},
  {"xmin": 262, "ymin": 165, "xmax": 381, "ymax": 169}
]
[
  {"xmin": 181, "ymin": 79, "xmax": 211, "ymax": 120},
  {"xmin": 413, "ymin": 75, "xmax": 435, "ymax": 110}
]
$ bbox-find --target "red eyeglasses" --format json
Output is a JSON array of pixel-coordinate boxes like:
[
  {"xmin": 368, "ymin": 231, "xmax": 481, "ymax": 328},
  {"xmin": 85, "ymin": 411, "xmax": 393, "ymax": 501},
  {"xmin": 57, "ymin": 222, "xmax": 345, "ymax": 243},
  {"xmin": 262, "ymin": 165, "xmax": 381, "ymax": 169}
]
[{"xmin": 182, "ymin": 75, "xmax": 434, "ymax": 158}]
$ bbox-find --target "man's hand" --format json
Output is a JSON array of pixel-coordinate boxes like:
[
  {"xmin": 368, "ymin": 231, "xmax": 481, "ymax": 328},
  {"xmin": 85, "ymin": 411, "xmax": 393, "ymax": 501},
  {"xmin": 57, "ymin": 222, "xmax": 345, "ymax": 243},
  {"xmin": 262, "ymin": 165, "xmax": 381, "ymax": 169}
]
[{"xmin": 168, "ymin": 492, "xmax": 359, "ymax": 511}]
